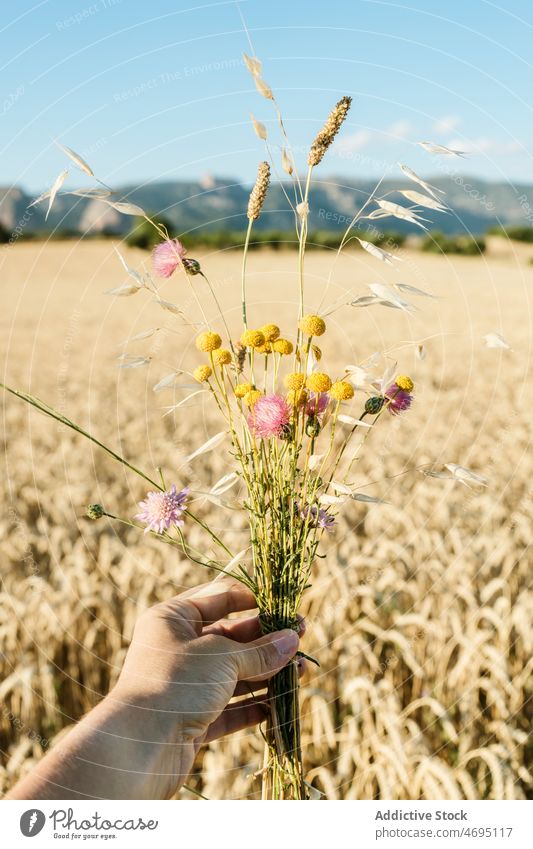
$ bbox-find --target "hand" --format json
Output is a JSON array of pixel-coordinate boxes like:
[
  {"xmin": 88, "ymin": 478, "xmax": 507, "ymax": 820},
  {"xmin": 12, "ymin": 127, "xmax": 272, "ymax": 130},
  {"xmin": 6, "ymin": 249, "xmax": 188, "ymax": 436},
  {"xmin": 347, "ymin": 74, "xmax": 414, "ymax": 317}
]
[{"xmin": 6, "ymin": 579, "xmax": 302, "ymax": 800}]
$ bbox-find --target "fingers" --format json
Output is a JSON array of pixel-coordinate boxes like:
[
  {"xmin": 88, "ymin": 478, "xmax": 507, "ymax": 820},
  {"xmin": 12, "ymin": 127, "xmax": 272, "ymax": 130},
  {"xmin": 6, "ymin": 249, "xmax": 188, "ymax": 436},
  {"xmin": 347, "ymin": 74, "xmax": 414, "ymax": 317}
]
[
  {"xmin": 168, "ymin": 579, "xmax": 256, "ymax": 636},
  {"xmin": 204, "ymin": 613, "xmax": 263, "ymax": 643},
  {"xmin": 204, "ymin": 613, "xmax": 306, "ymax": 644},
  {"xmin": 227, "ymin": 630, "xmax": 299, "ymax": 682},
  {"xmin": 203, "ymin": 696, "xmax": 269, "ymax": 744},
  {"xmin": 232, "ymin": 657, "xmax": 307, "ymax": 697}
]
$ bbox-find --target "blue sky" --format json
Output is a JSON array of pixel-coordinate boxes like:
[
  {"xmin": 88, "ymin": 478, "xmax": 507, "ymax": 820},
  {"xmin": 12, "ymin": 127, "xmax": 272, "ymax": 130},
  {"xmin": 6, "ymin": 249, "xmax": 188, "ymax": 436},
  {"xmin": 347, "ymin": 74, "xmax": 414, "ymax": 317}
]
[{"xmin": 2, "ymin": 0, "xmax": 533, "ymax": 192}]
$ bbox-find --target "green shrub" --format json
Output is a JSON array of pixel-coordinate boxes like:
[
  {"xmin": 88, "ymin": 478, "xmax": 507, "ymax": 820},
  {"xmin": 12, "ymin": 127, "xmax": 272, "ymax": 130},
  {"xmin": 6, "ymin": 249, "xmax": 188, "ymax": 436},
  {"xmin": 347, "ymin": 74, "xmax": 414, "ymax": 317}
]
[
  {"xmin": 421, "ymin": 231, "xmax": 486, "ymax": 255},
  {"xmin": 487, "ymin": 225, "xmax": 533, "ymax": 243},
  {"xmin": 126, "ymin": 215, "xmax": 175, "ymax": 249}
]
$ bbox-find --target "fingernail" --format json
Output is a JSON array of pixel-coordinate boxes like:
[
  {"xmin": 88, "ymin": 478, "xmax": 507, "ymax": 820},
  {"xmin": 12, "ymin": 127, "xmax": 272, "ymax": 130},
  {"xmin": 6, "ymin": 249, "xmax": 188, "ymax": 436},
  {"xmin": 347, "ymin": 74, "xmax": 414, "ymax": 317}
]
[
  {"xmin": 274, "ymin": 629, "xmax": 299, "ymax": 658},
  {"xmin": 296, "ymin": 615, "xmax": 306, "ymax": 635}
]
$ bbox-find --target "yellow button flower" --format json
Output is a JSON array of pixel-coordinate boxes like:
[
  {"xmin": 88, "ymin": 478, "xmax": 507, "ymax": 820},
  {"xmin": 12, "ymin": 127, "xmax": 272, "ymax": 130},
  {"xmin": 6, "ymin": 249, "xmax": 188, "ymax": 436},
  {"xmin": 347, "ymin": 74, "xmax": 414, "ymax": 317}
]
[
  {"xmin": 212, "ymin": 348, "xmax": 232, "ymax": 366},
  {"xmin": 330, "ymin": 380, "xmax": 354, "ymax": 401},
  {"xmin": 240, "ymin": 329, "xmax": 265, "ymax": 348},
  {"xmin": 395, "ymin": 375, "xmax": 414, "ymax": 392},
  {"xmin": 284, "ymin": 372, "xmax": 306, "ymax": 391},
  {"xmin": 306, "ymin": 372, "xmax": 332, "ymax": 393},
  {"xmin": 299, "ymin": 314, "xmax": 326, "ymax": 337},
  {"xmin": 260, "ymin": 323, "xmax": 280, "ymax": 342},
  {"xmin": 196, "ymin": 331, "xmax": 222, "ymax": 352},
  {"xmin": 272, "ymin": 338, "xmax": 293, "ymax": 355},
  {"xmin": 244, "ymin": 389, "xmax": 262, "ymax": 407},
  {"xmin": 234, "ymin": 382, "xmax": 253, "ymax": 398},
  {"xmin": 193, "ymin": 365, "xmax": 212, "ymax": 383},
  {"xmin": 286, "ymin": 388, "xmax": 307, "ymax": 406}
]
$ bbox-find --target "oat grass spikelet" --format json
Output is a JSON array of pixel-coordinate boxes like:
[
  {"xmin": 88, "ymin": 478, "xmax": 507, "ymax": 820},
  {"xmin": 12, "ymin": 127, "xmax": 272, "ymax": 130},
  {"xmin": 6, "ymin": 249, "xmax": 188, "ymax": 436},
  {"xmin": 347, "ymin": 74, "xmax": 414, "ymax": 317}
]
[
  {"xmin": 247, "ymin": 161, "xmax": 271, "ymax": 220},
  {"xmin": 308, "ymin": 96, "xmax": 352, "ymax": 166}
]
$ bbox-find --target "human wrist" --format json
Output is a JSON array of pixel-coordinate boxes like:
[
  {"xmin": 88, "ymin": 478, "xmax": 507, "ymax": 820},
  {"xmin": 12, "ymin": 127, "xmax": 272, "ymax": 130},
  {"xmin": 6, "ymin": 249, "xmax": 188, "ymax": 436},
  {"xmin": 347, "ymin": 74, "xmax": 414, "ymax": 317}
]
[{"xmin": 74, "ymin": 691, "xmax": 188, "ymax": 798}]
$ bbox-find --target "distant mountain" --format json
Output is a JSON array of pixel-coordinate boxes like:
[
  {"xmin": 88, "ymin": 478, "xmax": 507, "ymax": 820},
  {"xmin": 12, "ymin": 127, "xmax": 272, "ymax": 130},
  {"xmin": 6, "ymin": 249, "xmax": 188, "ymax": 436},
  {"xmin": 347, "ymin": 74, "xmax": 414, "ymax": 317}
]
[{"xmin": 1, "ymin": 175, "xmax": 531, "ymax": 239}]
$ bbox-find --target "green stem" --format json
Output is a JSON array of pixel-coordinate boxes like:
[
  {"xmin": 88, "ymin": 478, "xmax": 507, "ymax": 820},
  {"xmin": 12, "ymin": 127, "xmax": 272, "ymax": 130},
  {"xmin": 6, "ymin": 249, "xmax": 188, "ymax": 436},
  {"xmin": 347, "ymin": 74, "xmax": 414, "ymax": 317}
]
[
  {"xmin": 241, "ymin": 218, "xmax": 254, "ymax": 329},
  {"xmin": 1, "ymin": 382, "xmax": 160, "ymax": 490}
]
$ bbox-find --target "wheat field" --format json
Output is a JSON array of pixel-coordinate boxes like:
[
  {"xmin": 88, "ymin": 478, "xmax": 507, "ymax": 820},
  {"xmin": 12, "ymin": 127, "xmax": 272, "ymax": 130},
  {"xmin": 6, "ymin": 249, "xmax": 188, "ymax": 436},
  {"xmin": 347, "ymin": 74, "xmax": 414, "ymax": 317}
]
[{"xmin": 0, "ymin": 238, "xmax": 531, "ymax": 799}]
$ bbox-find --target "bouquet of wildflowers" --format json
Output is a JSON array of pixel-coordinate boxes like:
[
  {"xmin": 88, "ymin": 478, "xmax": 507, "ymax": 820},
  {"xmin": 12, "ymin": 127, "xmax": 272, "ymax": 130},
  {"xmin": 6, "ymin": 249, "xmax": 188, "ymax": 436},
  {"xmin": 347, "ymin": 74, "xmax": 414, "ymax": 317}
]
[{"xmin": 2, "ymin": 54, "xmax": 457, "ymax": 799}]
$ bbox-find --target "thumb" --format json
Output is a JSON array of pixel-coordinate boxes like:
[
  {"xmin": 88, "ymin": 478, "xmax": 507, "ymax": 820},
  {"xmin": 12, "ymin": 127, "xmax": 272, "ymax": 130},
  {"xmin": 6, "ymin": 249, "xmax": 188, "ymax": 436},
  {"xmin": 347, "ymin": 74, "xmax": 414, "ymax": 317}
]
[{"xmin": 229, "ymin": 629, "xmax": 299, "ymax": 682}]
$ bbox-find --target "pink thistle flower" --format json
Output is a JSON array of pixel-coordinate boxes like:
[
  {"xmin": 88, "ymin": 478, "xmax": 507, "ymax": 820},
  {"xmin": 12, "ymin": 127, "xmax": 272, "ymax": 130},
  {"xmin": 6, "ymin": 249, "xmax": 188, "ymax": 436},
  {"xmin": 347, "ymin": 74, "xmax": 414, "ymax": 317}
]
[
  {"xmin": 305, "ymin": 392, "xmax": 330, "ymax": 417},
  {"xmin": 385, "ymin": 382, "xmax": 412, "ymax": 415},
  {"xmin": 247, "ymin": 393, "xmax": 290, "ymax": 439},
  {"xmin": 135, "ymin": 484, "xmax": 189, "ymax": 534},
  {"xmin": 152, "ymin": 239, "xmax": 187, "ymax": 278}
]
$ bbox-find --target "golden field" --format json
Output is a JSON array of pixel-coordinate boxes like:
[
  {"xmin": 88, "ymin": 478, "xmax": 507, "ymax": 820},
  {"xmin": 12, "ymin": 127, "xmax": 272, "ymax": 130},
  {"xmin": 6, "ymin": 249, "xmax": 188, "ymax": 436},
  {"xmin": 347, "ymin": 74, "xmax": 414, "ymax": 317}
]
[{"xmin": 0, "ymin": 238, "xmax": 531, "ymax": 799}]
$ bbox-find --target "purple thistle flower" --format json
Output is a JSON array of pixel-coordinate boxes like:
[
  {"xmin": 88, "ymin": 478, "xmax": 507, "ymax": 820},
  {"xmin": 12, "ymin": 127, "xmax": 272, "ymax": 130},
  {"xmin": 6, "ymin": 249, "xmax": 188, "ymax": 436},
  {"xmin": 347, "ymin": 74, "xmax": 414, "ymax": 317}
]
[
  {"xmin": 135, "ymin": 484, "xmax": 189, "ymax": 534},
  {"xmin": 152, "ymin": 239, "xmax": 187, "ymax": 278},
  {"xmin": 305, "ymin": 392, "xmax": 330, "ymax": 417},
  {"xmin": 298, "ymin": 502, "xmax": 336, "ymax": 533},
  {"xmin": 385, "ymin": 382, "xmax": 412, "ymax": 415}
]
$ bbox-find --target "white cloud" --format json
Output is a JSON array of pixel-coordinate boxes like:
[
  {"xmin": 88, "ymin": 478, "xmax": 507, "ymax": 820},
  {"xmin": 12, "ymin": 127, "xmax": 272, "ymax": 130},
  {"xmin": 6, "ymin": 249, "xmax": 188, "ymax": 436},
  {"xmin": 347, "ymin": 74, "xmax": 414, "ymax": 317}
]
[
  {"xmin": 448, "ymin": 136, "xmax": 522, "ymax": 155},
  {"xmin": 433, "ymin": 114, "xmax": 461, "ymax": 134},
  {"xmin": 335, "ymin": 129, "xmax": 373, "ymax": 153},
  {"xmin": 386, "ymin": 120, "xmax": 413, "ymax": 139}
]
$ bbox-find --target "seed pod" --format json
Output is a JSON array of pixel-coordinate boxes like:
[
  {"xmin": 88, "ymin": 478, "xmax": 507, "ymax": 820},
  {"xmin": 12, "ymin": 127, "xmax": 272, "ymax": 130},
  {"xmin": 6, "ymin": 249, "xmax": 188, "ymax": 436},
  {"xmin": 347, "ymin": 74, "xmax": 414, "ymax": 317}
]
[
  {"xmin": 306, "ymin": 416, "xmax": 321, "ymax": 437},
  {"xmin": 233, "ymin": 342, "xmax": 247, "ymax": 374},
  {"xmin": 365, "ymin": 396, "xmax": 385, "ymax": 415},
  {"xmin": 182, "ymin": 258, "xmax": 201, "ymax": 275},
  {"xmin": 279, "ymin": 422, "xmax": 294, "ymax": 440},
  {"xmin": 308, "ymin": 96, "xmax": 352, "ymax": 167},
  {"xmin": 247, "ymin": 161, "xmax": 271, "ymax": 220}
]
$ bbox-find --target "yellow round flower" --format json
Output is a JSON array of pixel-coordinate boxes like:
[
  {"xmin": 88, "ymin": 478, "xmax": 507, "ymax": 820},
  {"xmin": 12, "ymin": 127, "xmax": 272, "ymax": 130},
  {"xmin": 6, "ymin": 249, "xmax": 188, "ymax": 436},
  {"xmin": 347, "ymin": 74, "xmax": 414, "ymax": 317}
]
[
  {"xmin": 284, "ymin": 372, "xmax": 306, "ymax": 391},
  {"xmin": 286, "ymin": 388, "xmax": 307, "ymax": 407},
  {"xmin": 312, "ymin": 344, "xmax": 322, "ymax": 361},
  {"xmin": 240, "ymin": 329, "xmax": 265, "ymax": 349},
  {"xmin": 212, "ymin": 348, "xmax": 232, "ymax": 366},
  {"xmin": 196, "ymin": 331, "xmax": 222, "ymax": 352},
  {"xmin": 272, "ymin": 338, "xmax": 294, "ymax": 355},
  {"xmin": 261, "ymin": 323, "xmax": 280, "ymax": 342},
  {"xmin": 330, "ymin": 380, "xmax": 354, "ymax": 401},
  {"xmin": 299, "ymin": 314, "xmax": 326, "ymax": 337},
  {"xmin": 255, "ymin": 341, "xmax": 272, "ymax": 355},
  {"xmin": 234, "ymin": 382, "xmax": 253, "ymax": 398},
  {"xmin": 193, "ymin": 364, "xmax": 212, "ymax": 383},
  {"xmin": 244, "ymin": 389, "xmax": 262, "ymax": 407},
  {"xmin": 306, "ymin": 372, "xmax": 332, "ymax": 393},
  {"xmin": 396, "ymin": 374, "xmax": 414, "ymax": 392}
]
